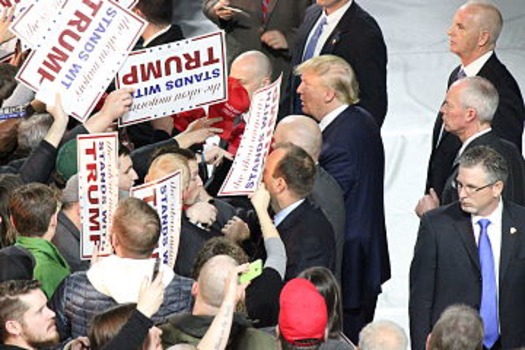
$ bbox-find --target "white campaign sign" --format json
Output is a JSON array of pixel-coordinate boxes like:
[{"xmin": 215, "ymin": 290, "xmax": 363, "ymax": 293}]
[
  {"xmin": 78, "ymin": 132, "xmax": 119, "ymax": 260},
  {"xmin": 15, "ymin": 0, "xmax": 146, "ymax": 122},
  {"xmin": 130, "ymin": 171, "xmax": 183, "ymax": 268},
  {"xmin": 218, "ymin": 75, "xmax": 281, "ymax": 196},
  {"xmin": 116, "ymin": 31, "xmax": 227, "ymax": 127}
]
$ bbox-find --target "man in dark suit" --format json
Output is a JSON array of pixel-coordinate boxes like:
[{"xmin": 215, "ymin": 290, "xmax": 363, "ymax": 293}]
[
  {"xmin": 273, "ymin": 114, "xmax": 345, "ymax": 283},
  {"xmin": 416, "ymin": 77, "xmax": 525, "ymax": 217},
  {"xmin": 203, "ymin": 0, "xmax": 312, "ymax": 93},
  {"xmin": 410, "ymin": 146, "xmax": 525, "ymax": 350},
  {"xmin": 425, "ymin": 1, "xmax": 525, "ymax": 200},
  {"xmin": 295, "ymin": 55, "xmax": 390, "ymax": 343},
  {"xmin": 286, "ymin": 0, "xmax": 387, "ymax": 127},
  {"xmin": 263, "ymin": 143, "xmax": 335, "ymax": 281}
]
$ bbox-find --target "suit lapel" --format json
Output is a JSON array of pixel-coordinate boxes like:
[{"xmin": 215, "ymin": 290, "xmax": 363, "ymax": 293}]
[
  {"xmin": 321, "ymin": 1, "xmax": 356, "ymax": 54},
  {"xmin": 454, "ymin": 211, "xmax": 480, "ymax": 272},
  {"xmin": 500, "ymin": 203, "xmax": 518, "ymax": 286}
]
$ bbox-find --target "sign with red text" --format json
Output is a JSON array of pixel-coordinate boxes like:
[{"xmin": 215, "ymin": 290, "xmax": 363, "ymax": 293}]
[
  {"xmin": 115, "ymin": 31, "xmax": 227, "ymax": 127},
  {"xmin": 130, "ymin": 171, "xmax": 183, "ymax": 269},
  {"xmin": 78, "ymin": 132, "xmax": 119, "ymax": 260},
  {"xmin": 218, "ymin": 75, "xmax": 281, "ymax": 196},
  {"xmin": 15, "ymin": 0, "xmax": 146, "ymax": 122}
]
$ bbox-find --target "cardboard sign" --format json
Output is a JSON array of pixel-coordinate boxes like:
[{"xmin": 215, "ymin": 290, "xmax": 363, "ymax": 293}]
[
  {"xmin": 116, "ymin": 30, "xmax": 227, "ymax": 127},
  {"xmin": 130, "ymin": 171, "xmax": 183, "ymax": 269},
  {"xmin": 218, "ymin": 75, "xmax": 281, "ymax": 196},
  {"xmin": 15, "ymin": 0, "xmax": 146, "ymax": 122},
  {"xmin": 0, "ymin": 105, "xmax": 27, "ymax": 120},
  {"xmin": 78, "ymin": 132, "xmax": 119, "ymax": 260}
]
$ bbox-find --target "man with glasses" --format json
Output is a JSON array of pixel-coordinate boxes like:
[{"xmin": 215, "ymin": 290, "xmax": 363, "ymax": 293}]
[
  {"xmin": 409, "ymin": 145, "xmax": 525, "ymax": 350},
  {"xmin": 415, "ymin": 76, "xmax": 525, "ymax": 217}
]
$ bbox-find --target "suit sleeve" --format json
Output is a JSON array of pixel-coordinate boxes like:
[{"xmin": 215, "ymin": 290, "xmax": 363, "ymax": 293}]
[
  {"xmin": 203, "ymin": 0, "xmax": 224, "ymax": 26},
  {"xmin": 409, "ymin": 215, "xmax": 437, "ymax": 350}
]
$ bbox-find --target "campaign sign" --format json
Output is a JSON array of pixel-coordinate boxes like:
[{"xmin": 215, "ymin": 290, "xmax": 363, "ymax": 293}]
[
  {"xmin": 15, "ymin": 0, "xmax": 146, "ymax": 122},
  {"xmin": 218, "ymin": 75, "xmax": 281, "ymax": 196},
  {"xmin": 130, "ymin": 171, "xmax": 183, "ymax": 269},
  {"xmin": 78, "ymin": 132, "xmax": 119, "ymax": 260},
  {"xmin": 115, "ymin": 30, "xmax": 227, "ymax": 127},
  {"xmin": 9, "ymin": 0, "xmax": 67, "ymax": 48},
  {"xmin": 0, "ymin": 105, "xmax": 27, "ymax": 120}
]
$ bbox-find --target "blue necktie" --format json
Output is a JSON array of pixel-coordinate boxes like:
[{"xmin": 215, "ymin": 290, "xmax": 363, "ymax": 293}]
[
  {"xmin": 302, "ymin": 16, "xmax": 327, "ymax": 62},
  {"xmin": 478, "ymin": 218, "xmax": 499, "ymax": 348},
  {"xmin": 456, "ymin": 68, "xmax": 466, "ymax": 81}
]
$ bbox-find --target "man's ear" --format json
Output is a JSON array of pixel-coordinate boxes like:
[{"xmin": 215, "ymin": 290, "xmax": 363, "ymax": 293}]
[
  {"xmin": 425, "ymin": 332, "xmax": 432, "ymax": 350},
  {"xmin": 5, "ymin": 319, "xmax": 22, "ymax": 336},
  {"xmin": 191, "ymin": 281, "xmax": 199, "ymax": 297},
  {"xmin": 9, "ymin": 215, "xmax": 17, "ymax": 232}
]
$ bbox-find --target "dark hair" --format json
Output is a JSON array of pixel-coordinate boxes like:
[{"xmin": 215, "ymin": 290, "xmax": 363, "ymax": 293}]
[
  {"xmin": 88, "ymin": 303, "xmax": 138, "ymax": 350},
  {"xmin": 429, "ymin": 304, "xmax": 483, "ymax": 350},
  {"xmin": 118, "ymin": 142, "xmax": 131, "ymax": 158},
  {"xmin": 299, "ymin": 267, "xmax": 343, "ymax": 338},
  {"xmin": 135, "ymin": 0, "xmax": 172, "ymax": 25},
  {"xmin": 279, "ymin": 333, "xmax": 321, "ymax": 350},
  {"xmin": 112, "ymin": 197, "xmax": 160, "ymax": 257},
  {"xmin": 273, "ymin": 143, "xmax": 316, "ymax": 197},
  {"xmin": 457, "ymin": 145, "xmax": 508, "ymax": 184},
  {"xmin": 192, "ymin": 237, "xmax": 249, "ymax": 279},
  {"xmin": 9, "ymin": 183, "xmax": 61, "ymax": 237},
  {"xmin": 0, "ymin": 280, "xmax": 41, "ymax": 342},
  {"xmin": 0, "ymin": 174, "xmax": 23, "ymax": 248},
  {"xmin": 0, "ymin": 64, "xmax": 18, "ymax": 105}
]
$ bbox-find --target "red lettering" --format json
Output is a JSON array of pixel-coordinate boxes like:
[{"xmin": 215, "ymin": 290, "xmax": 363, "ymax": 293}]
[
  {"xmin": 142, "ymin": 192, "xmax": 157, "ymax": 206},
  {"xmin": 202, "ymin": 47, "xmax": 219, "ymax": 66},
  {"xmin": 140, "ymin": 61, "xmax": 162, "ymax": 82},
  {"xmin": 58, "ymin": 29, "xmax": 81, "ymax": 51},
  {"xmin": 86, "ymin": 164, "xmax": 97, "ymax": 182},
  {"xmin": 38, "ymin": 47, "xmax": 69, "ymax": 83},
  {"xmin": 87, "ymin": 184, "xmax": 99, "ymax": 204},
  {"xmin": 122, "ymin": 66, "xmax": 138, "ymax": 85},
  {"xmin": 88, "ymin": 207, "xmax": 100, "ymax": 231},
  {"xmin": 164, "ymin": 55, "xmax": 182, "ymax": 75},
  {"xmin": 183, "ymin": 51, "xmax": 201, "ymax": 70},
  {"xmin": 82, "ymin": 0, "xmax": 103, "ymax": 17}
]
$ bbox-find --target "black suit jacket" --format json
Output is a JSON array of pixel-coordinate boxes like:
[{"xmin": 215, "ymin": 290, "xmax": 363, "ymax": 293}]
[
  {"xmin": 276, "ymin": 199, "xmax": 335, "ymax": 281},
  {"xmin": 286, "ymin": 2, "xmax": 387, "ymax": 126},
  {"xmin": 409, "ymin": 201, "xmax": 525, "ymax": 350},
  {"xmin": 426, "ymin": 53, "xmax": 525, "ymax": 198},
  {"xmin": 319, "ymin": 105, "xmax": 390, "ymax": 309},
  {"xmin": 440, "ymin": 131, "xmax": 525, "ymax": 206}
]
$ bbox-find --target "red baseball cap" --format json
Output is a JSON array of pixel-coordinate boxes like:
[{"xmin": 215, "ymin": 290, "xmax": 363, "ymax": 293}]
[{"xmin": 279, "ymin": 278, "xmax": 328, "ymax": 345}]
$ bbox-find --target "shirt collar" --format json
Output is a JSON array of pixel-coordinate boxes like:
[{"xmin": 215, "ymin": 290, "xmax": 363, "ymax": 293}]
[
  {"xmin": 319, "ymin": 104, "xmax": 349, "ymax": 131},
  {"xmin": 457, "ymin": 127, "xmax": 492, "ymax": 158},
  {"xmin": 143, "ymin": 25, "xmax": 171, "ymax": 47},
  {"xmin": 274, "ymin": 199, "xmax": 305, "ymax": 227},
  {"xmin": 323, "ymin": 0, "xmax": 353, "ymax": 25},
  {"xmin": 462, "ymin": 51, "xmax": 493, "ymax": 77},
  {"xmin": 472, "ymin": 195, "xmax": 503, "ymax": 226}
]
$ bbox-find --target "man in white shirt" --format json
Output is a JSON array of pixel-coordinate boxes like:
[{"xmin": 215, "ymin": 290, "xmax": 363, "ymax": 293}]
[{"xmin": 410, "ymin": 145, "xmax": 525, "ymax": 350}]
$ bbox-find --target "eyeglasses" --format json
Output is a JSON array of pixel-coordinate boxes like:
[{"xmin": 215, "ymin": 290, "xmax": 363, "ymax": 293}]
[{"xmin": 452, "ymin": 180, "xmax": 496, "ymax": 195}]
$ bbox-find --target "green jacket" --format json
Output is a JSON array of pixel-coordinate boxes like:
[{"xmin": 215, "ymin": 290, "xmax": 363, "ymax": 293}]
[{"xmin": 16, "ymin": 236, "xmax": 70, "ymax": 299}]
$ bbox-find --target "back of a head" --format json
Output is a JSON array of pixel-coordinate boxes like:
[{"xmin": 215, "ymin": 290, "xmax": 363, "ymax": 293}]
[
  {"xmin": 428, "ymin": 305, "xmax": 483, "ymax": 350},
  {"xmin": 17, "ymin": 114, "xmax": 54, "ymax": 153},
  {"xmin": 135, "ymin": 0, "xmax": 172, "ymax": 25},
  {"xmin": 192, "ymin": 237, "xmax": 249, "ymax": 279},
  {"xmin": 197, "ymin": 255, "xmax": 238, "ymax": 309},
  {"xmin": 112, "ymin": 197, "xmax": 160, "ymax": 258},
  {"xmin": 276, "ymin": 116, "xmax": 322, "ymax": 162},
  {"xmin": 295, "ymin": 55, "xmax": 360, "ymax": 105},
  {"xmin": 273, "ymin": 143, "xmax": 317, "ymax": 198},
  {"xmin": 457, "ymin": 76, "xmax": 499, "ymax": 124},
  {"xmin": 457, "ymin": 145, "xmax": 508, "ymax": 185},
  {"xmin": 233, "ymin": 50, "xmax": 272, "ymax": 81},
  {"xmin": 147, "ymin": 153, "xmax": 190, "ymax": 185},
  {"xmin": 0, "ymin": 174, "xmax": 23, "ymax": 248},
  {"xmin": 88, "ymin": 303, "xmax": 136, "ymax": 350},
  {"xmin": 465, "ymin": 0, "xmax": 503, "ymax": 46},
  {"xmin": 358, "ymin": 320, "xmax": 408, "ymax": 350},
  {"xmin": 9, "ymin": 183, "xmax": 60, "ymax": 237},
  {"xmin": 0, "ymin": 64, "xmax": 18, "ymax": 104}
]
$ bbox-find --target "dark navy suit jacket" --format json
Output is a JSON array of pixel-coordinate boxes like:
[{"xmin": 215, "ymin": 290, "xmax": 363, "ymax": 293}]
[{"xmin": 319, "ymin": 105, "xmax": 390, "ymax": 309}]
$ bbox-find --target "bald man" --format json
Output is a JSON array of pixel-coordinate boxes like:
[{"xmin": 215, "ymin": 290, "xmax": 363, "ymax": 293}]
[
  {"xmin": 160, "ymin": 255, "xmax": 277, "ymax": 349},
  {"xmin": 230, "ymin": 51, "xmax": 272, "ymax": 99},
  {"xmin": 274, "ymin": 115, "xmax": 345, "ymax": 281}
]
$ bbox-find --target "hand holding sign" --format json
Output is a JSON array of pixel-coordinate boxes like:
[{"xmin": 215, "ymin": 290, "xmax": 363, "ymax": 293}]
[{"xmin": 0, "ymin": 6, "xmax": 15, "ymax": 43}]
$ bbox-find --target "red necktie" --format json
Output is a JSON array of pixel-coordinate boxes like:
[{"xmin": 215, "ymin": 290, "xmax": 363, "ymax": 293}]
[{"xmin": 262, "ymin": 0, "xmax": 270, "ymax": 23}]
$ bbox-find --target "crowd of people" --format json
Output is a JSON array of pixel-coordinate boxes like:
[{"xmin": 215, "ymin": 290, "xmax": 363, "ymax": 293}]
[{"xmin": 0, "ymin": 0, "xmax": 524, "ymax": 349}]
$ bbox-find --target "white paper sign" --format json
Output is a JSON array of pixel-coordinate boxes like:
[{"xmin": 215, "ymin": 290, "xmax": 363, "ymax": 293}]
[
  {"xmin": 218, "ymin": 75, "xmax": 281, "ymax": 196},
  {"xmin": 78, "ymin": 132, "xmax": 119, "ymax": 260},
  {"xmin": 130, "ymin": 171, "xmax": 183, "ymax": 268},
  {"xmin": 15, "ymin": 0, "xmax": 146, "ymax": 122},
  {"xmin": 115, "ymin": 30, "xmax": 227, "ymax": 127}
]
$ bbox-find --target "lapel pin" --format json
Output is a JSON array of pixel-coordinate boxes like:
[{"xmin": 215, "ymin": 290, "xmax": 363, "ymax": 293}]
[{"xmin": 510, "ymin": 227, "xmax": 517, "ymax": 235}]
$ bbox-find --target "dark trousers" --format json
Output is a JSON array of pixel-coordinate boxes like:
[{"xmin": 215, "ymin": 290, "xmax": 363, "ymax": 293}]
[{"xmin": 343, "ymin": 294, "xmax": 378, "ymax": 345}]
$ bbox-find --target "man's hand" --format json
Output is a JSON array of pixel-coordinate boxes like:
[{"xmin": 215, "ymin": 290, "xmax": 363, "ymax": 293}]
[
  {"xmin": 213, "ymin": 0, "xmax": 234, "ymax": 20},
  {"xmin": 222, "ymin": 216, "xmax": 250, "ymax": 243},
  {"xmin": 0, "ymin": 6, "xmax": 15, "ymax": 43},
  {"xmin": 415, "ymin": 188, "xmax": 440, "ymax": 218},
  {"xmin": 186, "ymin": 201, "xmax": 218, "ymax": 228},
  {"xmin": 261, "ymin": 30, "xmax": 288, "ymax": 50},
  {"xmin": 151, "ymin": 115, "xmax": 174, "ymax": 135},
  {"xmin": 44, "ymin": 93, "xmax": 69, "ymax": 147},
  {"xmin": 66, "ymin": 336, "xmax": 90, "ymax": 350},
  {"xmin": 250, "ymin": 183, "xmax": 271, "ymax": 213},
  {"xmin": 85, "ymin": 88, "xmax": 134, "ymax": 133},
  {"xmin": 137, "ymin": 271, "xmax": 164, "ymax": 318},
  {"xmin": 175, "ymin": 117, "xmax": 223, "ymax": 148},
  {"xmin": 204, "ymin": 145, "xmax": 234, "ymax": 166}
]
